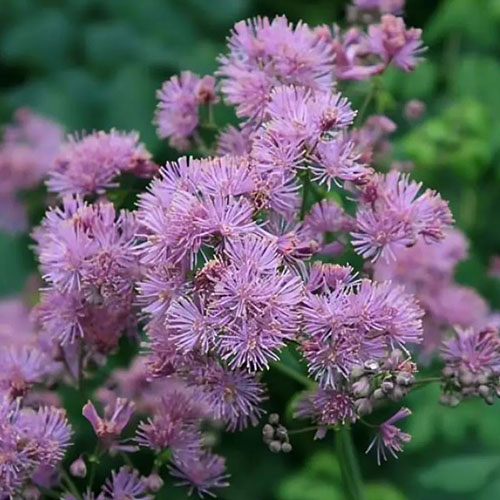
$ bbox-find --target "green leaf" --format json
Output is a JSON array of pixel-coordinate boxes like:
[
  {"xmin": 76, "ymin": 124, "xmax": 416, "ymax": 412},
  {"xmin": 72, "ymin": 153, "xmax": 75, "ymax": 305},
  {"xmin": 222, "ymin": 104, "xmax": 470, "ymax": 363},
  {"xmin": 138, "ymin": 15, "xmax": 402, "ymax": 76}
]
[
  {"xmin": 0, "ymin": 232, "xmax": 33, "ymax": 297},
  {"xmin": 1, "ymin": 8, "xmax": 73, "ymax": 70},
  {"xmin": 418, "ymin": 455, "xmax": 500, "ymax": 493},
  {"xmin": 426, "ymin": 0, "xmax": 498, "ymax": 48},
  {"xmin": 278, "ymin": 452, "xmax": 343, "ymax": 500},
  {"xmin": 366, "ymin": 483, "xmax": 407, "ymax": 500},
  {"xmin": 478, "ymin": 477, "xmax": 500, "ymax": 500}
]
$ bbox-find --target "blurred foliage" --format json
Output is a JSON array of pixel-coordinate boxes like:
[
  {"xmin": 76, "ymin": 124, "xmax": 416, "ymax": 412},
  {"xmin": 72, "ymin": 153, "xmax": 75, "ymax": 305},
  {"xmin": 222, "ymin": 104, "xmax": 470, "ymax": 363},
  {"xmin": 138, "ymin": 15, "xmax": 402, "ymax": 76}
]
[{"xmin": 3, "ymin": 0, "xmax": 500, "ymax": 499}]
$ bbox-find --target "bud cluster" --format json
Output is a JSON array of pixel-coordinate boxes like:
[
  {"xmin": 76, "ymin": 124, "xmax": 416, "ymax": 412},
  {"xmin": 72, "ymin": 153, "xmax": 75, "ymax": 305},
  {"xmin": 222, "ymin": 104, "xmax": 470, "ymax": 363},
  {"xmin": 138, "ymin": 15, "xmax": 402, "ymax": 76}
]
[
  {"xmin": 440, "ymin": 365, "xmax": 500, "ymax": 406},
  {"xmin": 262, "ymin": 413, "xmax": 292, "ymax": 454},
  {"xmin": 349, "ymin": 349, "xmax": 417, "ymax": 416}
]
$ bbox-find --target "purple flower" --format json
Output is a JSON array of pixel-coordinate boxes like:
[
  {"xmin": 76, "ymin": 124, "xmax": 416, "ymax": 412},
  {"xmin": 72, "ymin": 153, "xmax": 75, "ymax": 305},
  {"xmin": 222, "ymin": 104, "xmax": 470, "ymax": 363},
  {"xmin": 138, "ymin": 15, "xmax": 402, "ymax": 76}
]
[
  {"xmin": 102, "ymin": 467, "xmax": 151, "ymax": 500},
  {"xmin": 217, "ymin": 126, "xmax": 254, "ymax": 156},
  {"xmin": 34, "ymin": 288, "xmax": 84, "ymax": 345},
  {"xmin": 196, "ymin": 156, "xmax": 255, "ymax": 198},
  {"xmin": 16, "ymin": 406, "xmax": 73, "ymax": 464},
  {"xmin": 404, "ymin": 99, "xmax": 425, "ymax": 120},
  {"xmin": 266, "ymin": 85, "xmax": 355, "ymax": 146},
  {"xmin": 352, "ymin": 0, "xmax": 405, "ymax": 15},
  {"xmin": 170, "ymin": 451, "xmax": 229, "ymax": 498},
  {"xmin": 136, "ymin": 390, "xmax": 205, "ymax": 456},
  {"xmin": 0, "ymin": 346, "xmax": 57, "ymax": 399},
  {"xmin": 136, "ymin": 265, "xmax": 186, "ymax": 323},
  {"xmin": 34, "ymin": 197, "xmax": 139, "ymax": 352},
  {"xmin": 331, "ymin": 27, "xmax": 385, "ymax": 81},
  {"xmin": 304, "ymin": 262, "xmax": 358, "ymax": 293},
  {"xmin": 218, "ymin": 16, "xmax": 334, "ymax": 120},
  {"xmin": 224, "ymin": 235, "xmax": 280, "ymax": 274},
  {"xmin": 167, "ymin": 296, "xmax": 215, "ymax": 354},
  {"xmin": 311, "ymin": 136, "xmax": 372, "ymax": 188},
  {"xmin": 155, "ymin": 71, "xmax": 211, "ymax": 150},
  {"xmin": 366, "ymin": 407, "xmax": 411, "ymax": 464},
  {"xmin": 300, "ymin": 278, "xmax": 422, "ymax": 387},
  {"xmin": 155, "ymin": 71, "xmax": 200, "ymax": 149},
  {"xmin": 351, "ymin": 114, "xmax": 397, "ymax": 165},
  {"xmin": 251, "ymin": 127, "xmax": 305, "ymax": 172},
  {"xmin": 348, "ymin": 280, "xmax": 424, "ymax": 347},
  {"xmin": 82, "ymin": 399, "xmax": 135, "ymax": 450},
  {"xmin": 210, "ymin": 250, "xmax": 303, "ymax": 370},
  {"xmin": 0, "ymin": 398, "xmax": 30, "ymax": 496},
  {"xmin": 304, "ymin": 200, "xmax": 351, "ymax": 236},
  {"xmin": 197, "ymin": 362, "xmax": 266, "ymax": 430},
  {"xmin": 0, "ymin": 398, "xmax": 72, "ymax": 497},
  {"xmin": 351, "ymin": 172, "xmax": 453, "ymax": 262},
  {"xmin": 47, "ymin": 130, "xmax": 154, "ymax": 196},
  {"xmin": 426, "ymin": 284, "xmax": 488, "ymax": 328},
  {"xmin": 368, "ymin": 15, "xmax": 424, "ymax": 72},
  {"xmin": 295, "ymin": 388, "xmax": 356, "ymax": 438},
  {"xmin": 0, "ymin": 108, "xmax": 63, "ymax": 232},
  {"xmin": 136, "ymin": 157, "xmax": 260, "ymax": 269},
  {"xmin": 441, "ymin": 326, "xmax": 500, "ymax": 376}
]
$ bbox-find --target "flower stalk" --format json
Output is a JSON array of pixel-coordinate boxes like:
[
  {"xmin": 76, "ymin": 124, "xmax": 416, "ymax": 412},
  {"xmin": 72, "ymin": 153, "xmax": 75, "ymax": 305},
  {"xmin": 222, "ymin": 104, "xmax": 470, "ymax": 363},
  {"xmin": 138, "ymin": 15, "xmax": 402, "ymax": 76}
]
[{"xmin": 336, "ymin": 426, "xmax": 365, "ymax": 500}]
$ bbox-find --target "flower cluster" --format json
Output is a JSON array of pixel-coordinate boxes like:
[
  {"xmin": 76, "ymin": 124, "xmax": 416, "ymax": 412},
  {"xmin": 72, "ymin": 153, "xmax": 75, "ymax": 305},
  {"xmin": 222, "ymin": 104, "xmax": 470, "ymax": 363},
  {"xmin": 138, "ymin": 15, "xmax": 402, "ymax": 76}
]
[
  {"xmin": 440, "ymin": 325, "xmax": 500, "ymax": 405},
  {"xmin": 33, "ymin": 196, "xmax": 140, "ymax": 366},
  {"xmin": 1, "ymin": 2, "xmax": 497, "ymax": 498},
  {"xmin": 155, "ymin": 72, "xmax": 217, "ymax": 150},
  {"xmin": 0, "ymin": 297, "xmax": 60, "ymax": 401},
  {"xmin": 0, "ymin": 108, "xmax": 63, "ymax": 231},
  {"xmin": 374, "ymin": 228, "xmax": 489, "ymax": 353},
  {"xmin": 0, "ymin": 396, "xmax": 72, "ymax": 497},
  {"xmin": 47, "ymin": 130, "xmax": 157, "ymax": 196}
]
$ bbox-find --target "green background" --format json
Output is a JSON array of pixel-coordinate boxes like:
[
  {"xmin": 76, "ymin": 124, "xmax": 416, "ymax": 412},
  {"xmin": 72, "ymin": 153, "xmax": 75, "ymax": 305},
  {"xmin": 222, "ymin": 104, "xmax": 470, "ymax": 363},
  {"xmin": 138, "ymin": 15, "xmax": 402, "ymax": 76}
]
[{"xmin": 2, "ymin": 0, "xmax": 500, "ymax": 498}]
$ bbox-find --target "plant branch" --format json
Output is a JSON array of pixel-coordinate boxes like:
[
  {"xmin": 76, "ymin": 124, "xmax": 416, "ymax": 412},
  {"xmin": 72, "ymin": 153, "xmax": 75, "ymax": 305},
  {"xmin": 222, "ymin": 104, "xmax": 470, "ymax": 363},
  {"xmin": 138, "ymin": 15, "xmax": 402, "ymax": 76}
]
[
  {"xmin": 336, "ymin": 426, "xmax": 365, "ymax": 500},
  {"xmin": 271, "ymin": 361, "xmax": 315, "ymax": 388}
]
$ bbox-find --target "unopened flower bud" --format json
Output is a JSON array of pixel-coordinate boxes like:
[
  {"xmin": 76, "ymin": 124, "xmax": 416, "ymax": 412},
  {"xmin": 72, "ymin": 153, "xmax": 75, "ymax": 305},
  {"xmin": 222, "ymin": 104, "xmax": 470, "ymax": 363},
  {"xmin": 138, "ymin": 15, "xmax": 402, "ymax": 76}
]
[
  {"xmin": 390, "ymin": 386, "xmax": 406, "ymax": 401},
  {"xmin": 478, "ymin": 385, "xmax": 491, "ymax": 398},
  {"xmin": 352, "ymin": 377, "xmax": 371, "ymax": 398},
  {"xmin": 350, "ymin": 365, "xmax": 365, "ymax": 379},
  {"xmin": 276, "ymin": 425, "xmax": 288, "ymax": 440},
  {"xmin": 459, "ymin": 370, "xmax": 474, "ymax": 387},
  {"xmin": 442, "ymin": 366, "xmax": 454, "ymax": 378},
  {"xmin": 396, "ymin": 372, "xmax": 414, "ymax": 386},
  {"xmin": 70, "ymin": 456, "xmax": 87, "ymax": 478},
  {"xmin": 355, "ymin": 398, "xmax": 373, "ymax": 416},
  {"xmin": 269, "ymin": 440, "xmax": 282, "ymax": 453},
  {"xmin": 268, "ymin": 413, "xmax": 280, "ymax": 425},
  {"xmin": 390, "ymin": 348, "xmax": 404, "ymax": 362},
  {"xmin": 381, "ymin": 380, "xmax": 394, "ymax": 394},
  {"xmin": 144, "ymin": 473, "xmax": 164, "ymax": 492},
  {"xmin": 262, "ymin": 424, "xmax": 274, "ymax": 440},
  {"xmin": 404, "ymin": 99, "xmax": 425, "ymax": 120},
  {"xmin": 439, "ymin": 393, "xmax": 460, "ymax": 407},
  {"xmin": 23, "ymin": 486, "xmax": 40, "ymax": 500},
  {"xmin": 281, "ymin": 442, "xmax": 292, "ymax": 453},
  {"xmin": 195, "ymin": 75, "xmax": 217, "ymax": 105},
  {"xmin": 364, "ymin": 360, "xmax": 379, "ymax": 372},
  {"xmin": 373, "ymin": 388, "xmax": 385, "ymax": 400}
]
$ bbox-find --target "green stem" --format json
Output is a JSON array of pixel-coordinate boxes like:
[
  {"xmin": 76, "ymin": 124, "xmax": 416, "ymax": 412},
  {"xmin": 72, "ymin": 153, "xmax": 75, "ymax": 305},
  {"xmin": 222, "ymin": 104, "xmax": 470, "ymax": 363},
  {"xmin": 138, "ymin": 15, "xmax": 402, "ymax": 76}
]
[
  {"xmin": 271, "ymin": 361, "xmax": 315, "ymax": 388},
  {"xmin": 355, "ymin": 81, "xmax": 378, "ymax": 126},
  {"xmin": 61, "ymin": 469, "xmax": 82, "ymax": 500},
  {"xmin": 121, "ymin": 451, "xmax": 134, "ymax": 467},
  {"xmin": 336, "ymin": 426, "xmax": 365, "ymax": 500},
  {"xmin": 288, "ymin": 425, "xmax": 321, "ymax": 435},
  {"xmin": 87, "ymin": 442, "xmax": 101, "ymax": 492},
  {"xmin": 300, "ymin": 170, "xmax": 311, "ymax": 220},
  {"xmin": 39, "ymin": 488, "xmax": 63, "ymax": 499},
  {"xmin": 413, "ymin": 376, "xmax": 441, "ymax": 386}
]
